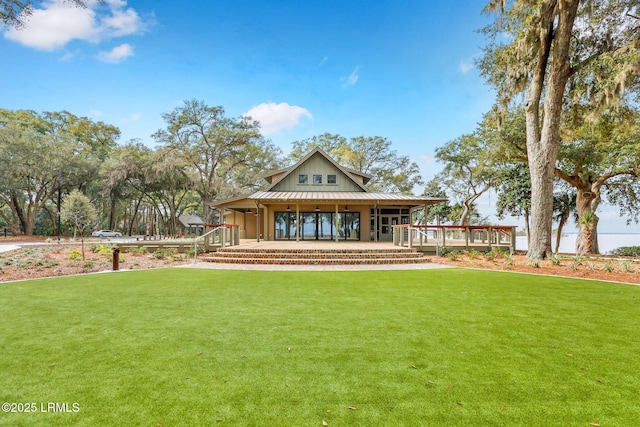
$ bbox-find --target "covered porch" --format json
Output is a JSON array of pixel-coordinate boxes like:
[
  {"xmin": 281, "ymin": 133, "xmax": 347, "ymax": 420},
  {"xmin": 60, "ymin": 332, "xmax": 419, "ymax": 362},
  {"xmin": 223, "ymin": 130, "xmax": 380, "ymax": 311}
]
[{"xmin": 213, "ymin": 191, "xmax": 447, "ymax": 243}]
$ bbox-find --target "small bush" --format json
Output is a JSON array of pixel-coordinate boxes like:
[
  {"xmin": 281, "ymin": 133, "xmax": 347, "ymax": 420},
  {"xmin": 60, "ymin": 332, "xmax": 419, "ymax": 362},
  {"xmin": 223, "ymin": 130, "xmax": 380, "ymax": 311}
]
[
  {"xmin": 585, "ymin": 261, "xmax": 597, "ymax": 271},
  {"xmin": 619, "ymin": 261, "xmax": 635, "ymax": 273},
  {"xmin": 549, "ymin": 255, "xmax": 563, "ymax": 266},
  {"xmin": 444, "ymin": 250, "xmax": 461, "ymax": 261},
  {"xmin": 602, "ymin": 261, "xmax": 615, "ymax": 273},
  {"xmin": 609, "ymin": 246, "xmax": 640, "ymax": 257},
  {"xmin": 184, "ymin": 248, "xmax": 196, "ymax": 257},
  {"xmin": 93, "ymin": 245, "xmax": 114, "ymax": 257},
  {"xmin": 165, "ymin": 248, "xmax": 178, "ymax": 258},
  {"xmin": 466, "ymin": 249, "xmax": 482, "ymax": 260},
  {"xmin": 83, "ymin": 262, "xmax": 94, "ymax": 269},
  {"xmin": 153, "ymin": 249, "xmax": 166, "ymax": 259},
  {"xmin": 484, "ymin": 248, "xmax": 506, "ymax": 261},
  {"xmin": 503, "ymin": 254, "xmax": 514, "ymax": 267},
  {"xmin": 572, "ymin": 256, "xmax": 585, "ymax": 266},
  {"xmin": 134, "ymin": 246, "xmax": 148, "ymax": 255},
  {"xmin": 68, "ymin": 249, "xmax": 82, "ymax": 261}
]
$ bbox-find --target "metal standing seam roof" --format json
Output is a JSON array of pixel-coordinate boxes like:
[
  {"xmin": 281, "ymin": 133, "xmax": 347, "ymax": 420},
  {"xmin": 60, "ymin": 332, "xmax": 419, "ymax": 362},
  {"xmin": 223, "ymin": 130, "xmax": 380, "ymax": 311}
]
[{"xmin": 248, "ymin": 191, "xmax": 447, "ymax": 205}]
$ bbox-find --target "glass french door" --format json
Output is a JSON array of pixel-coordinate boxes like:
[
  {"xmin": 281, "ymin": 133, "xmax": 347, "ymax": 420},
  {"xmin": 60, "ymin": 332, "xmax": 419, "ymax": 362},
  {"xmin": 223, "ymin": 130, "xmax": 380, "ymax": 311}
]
[{"xmin": 276, "ymin": 211, "xmax": 360, "ymax": 240}]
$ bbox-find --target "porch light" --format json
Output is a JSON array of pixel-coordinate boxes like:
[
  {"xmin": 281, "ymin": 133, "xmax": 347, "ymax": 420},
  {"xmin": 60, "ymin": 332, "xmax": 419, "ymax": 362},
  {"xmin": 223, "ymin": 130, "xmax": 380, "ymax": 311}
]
[
  {"xmin": 315, "ymin": 206, "xmax": 320, "ymax": 212},
  {"xmin": 246, "ymin": 208, "xmax": 252, "ymax": 213},
  {"xmin": 286, "ymin": 205, "xmax": 291, "ymax": 212},
  {"xmin": 344, "ymin": 205, "xmax": 349, "ymax": 212}
]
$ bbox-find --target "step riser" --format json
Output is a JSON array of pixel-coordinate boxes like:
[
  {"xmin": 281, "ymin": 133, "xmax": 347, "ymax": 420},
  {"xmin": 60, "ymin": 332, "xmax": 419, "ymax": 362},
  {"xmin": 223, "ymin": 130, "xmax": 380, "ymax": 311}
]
[
  {"xmin": 215, "ymin": 249, "xmax": 417, "ymax": 254},
  {"xmin": 212, "ymin": 253, "xmax": 424, "ymax": 259},
  {"xmin": 204, "ymin": 248, "xmax": 429, "ymax": 265},
  {"xmin": 201, "ymin": 258, "xmax": 431, "ymax": 265}
]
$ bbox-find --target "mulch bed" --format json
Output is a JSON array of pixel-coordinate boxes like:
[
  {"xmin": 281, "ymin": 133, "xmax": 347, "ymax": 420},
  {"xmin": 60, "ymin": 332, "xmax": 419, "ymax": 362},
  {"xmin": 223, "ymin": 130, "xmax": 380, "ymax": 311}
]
[
  {"xmin": 436, "ymin": 251, "xmax": 640, "ymax": 285},
  {"xmin": 0, "ymin": 243, "xmax": 191, "ymax": 283}
]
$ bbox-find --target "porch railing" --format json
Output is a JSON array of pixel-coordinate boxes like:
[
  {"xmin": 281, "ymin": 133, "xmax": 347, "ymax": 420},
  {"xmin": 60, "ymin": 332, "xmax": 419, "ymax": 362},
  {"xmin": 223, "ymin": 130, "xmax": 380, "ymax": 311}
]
[{"xmin": 393, "ymin": 224, "xmax": 517, "ymax": 253}]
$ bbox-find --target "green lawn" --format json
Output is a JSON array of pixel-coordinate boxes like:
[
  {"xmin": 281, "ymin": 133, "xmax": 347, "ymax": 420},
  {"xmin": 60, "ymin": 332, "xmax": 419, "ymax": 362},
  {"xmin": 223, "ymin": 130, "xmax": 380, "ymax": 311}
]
[{"xmin": 0, "ymin": 268, "xmax": 639, "ymax": 426}]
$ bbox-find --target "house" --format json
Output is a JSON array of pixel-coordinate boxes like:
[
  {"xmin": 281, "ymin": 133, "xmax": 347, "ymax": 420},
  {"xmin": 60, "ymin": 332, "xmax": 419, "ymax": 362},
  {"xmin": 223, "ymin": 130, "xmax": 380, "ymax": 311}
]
[
  {"xmin": 211, "ymin": 148, "xmax": 447, "ymax": 242},
  {"xmin": 177, "ymin": 214, "xmax": 205, "ymax": 237}
]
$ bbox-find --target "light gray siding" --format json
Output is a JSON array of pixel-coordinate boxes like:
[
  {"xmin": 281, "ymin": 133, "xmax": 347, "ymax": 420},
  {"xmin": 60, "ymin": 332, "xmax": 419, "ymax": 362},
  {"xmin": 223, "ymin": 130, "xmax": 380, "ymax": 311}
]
[{"xmin": 272, "ymin": 152, "xmax": 364, "ymax": 192}]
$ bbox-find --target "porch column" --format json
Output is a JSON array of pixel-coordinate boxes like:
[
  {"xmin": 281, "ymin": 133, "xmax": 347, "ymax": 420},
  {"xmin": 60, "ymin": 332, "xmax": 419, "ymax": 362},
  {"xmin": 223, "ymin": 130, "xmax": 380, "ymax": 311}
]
[
  {"xmin": 243, "ymin": 211, "xmax": 247, "ymax": 240},
  {"xmin": 263, "ymin": 205, "xmax": 269, "ymax": 241},
  {"xmin": 255, "ymin": 201, "xmax": 260, "ymax": 242},
  {"xmin": 296, "ymin": 204, "xmax": 300, "ymax": 242},
  {"xmin": 374, "ymin": 202, "xmax": 379, "ymax": 242},
  {"xmin": 335, "ymin": 204, "xmax": 339, "ymax": 242}
]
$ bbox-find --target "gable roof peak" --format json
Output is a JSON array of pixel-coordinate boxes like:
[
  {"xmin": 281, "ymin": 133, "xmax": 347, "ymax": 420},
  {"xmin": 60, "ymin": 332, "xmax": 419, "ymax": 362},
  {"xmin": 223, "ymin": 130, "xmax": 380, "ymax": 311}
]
[{"xmin": 264, "ymin": 147, "xmax": 370, "ymax": 192}]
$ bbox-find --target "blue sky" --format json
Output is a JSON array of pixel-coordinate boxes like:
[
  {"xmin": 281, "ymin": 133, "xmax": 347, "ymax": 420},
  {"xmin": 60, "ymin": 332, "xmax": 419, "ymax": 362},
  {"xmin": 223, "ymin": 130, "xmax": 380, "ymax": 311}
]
[
  {"xmin": 3, "ymin": 0, "xmax": 638, "ymax": 235},
  {"xmin": 1, "ymin": 0, "xmax": 493, "ymax": 177}
]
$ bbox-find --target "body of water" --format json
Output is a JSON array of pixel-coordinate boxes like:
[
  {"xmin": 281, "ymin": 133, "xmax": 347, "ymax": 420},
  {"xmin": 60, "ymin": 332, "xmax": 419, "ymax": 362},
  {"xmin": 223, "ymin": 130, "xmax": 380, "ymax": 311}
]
[{"xmin": 516, "ymin": 233, "xmax": 640, "ymax": 254}]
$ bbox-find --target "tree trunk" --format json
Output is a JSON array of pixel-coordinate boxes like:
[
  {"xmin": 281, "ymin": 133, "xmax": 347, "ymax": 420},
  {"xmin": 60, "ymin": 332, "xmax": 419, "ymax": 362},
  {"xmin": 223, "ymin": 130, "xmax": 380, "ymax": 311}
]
[
  {"xmin": 525, "ymin": 0, "xmax": 579, "ymax": 260},
  {"xmin": 109, "ymin": 195, "xmax": 117, "ymax": 230},
  {"xmin": 554, "ymin": 211, "xmax": 569, "ymax": 254},
  {"xmin": 524, "ymin": 210, "xmax": 530, "ymax": 244},
  {"xmin": 575, "ymin": 186, "xmax": 600, "ymax": 255},
  {"xmin": 526, "ymin": 130, "xmax": 558, "ymax": 259},
  {"xmin": 460, "ymin": 200, "xmax": 471, "ymax": 225}
]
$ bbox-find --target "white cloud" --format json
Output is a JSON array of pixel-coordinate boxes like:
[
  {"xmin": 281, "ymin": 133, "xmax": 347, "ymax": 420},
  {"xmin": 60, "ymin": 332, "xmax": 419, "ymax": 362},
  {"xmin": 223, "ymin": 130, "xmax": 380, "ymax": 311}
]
[
  {"xmin": 119, "ymin": 111, "xmax": 142, "ymax": 123},
  {"xmin": 419, "ymin": 154, "xmax": 435, "ymax": 165},
  {"xmin": 97, "ymin": 43, "xmax": 133, "ymax": 63},
  {"xmin": 89, "ymin": 109, "xmax": 104, "ymax": 117},
  {"xmin": 318, "ymin": 56, "xmax": 328, "ymax": 67},
  {"xmin": 243, "ymin": 102, "xmax": 312, "ymax": 136},
  {"xmin": 341, "ymin": 66, "xmax": 360, "ymax": 88},
  {"xmin": 3, "ymin": 0, "xmax": 148, "ymax": 51},
  {"xmin": 58, "ymin": 51, "xmax": 75, "ymax": 62},
  {"xmin": 459, "ymin": 59, "xmax": 474, "ymax": 74}
]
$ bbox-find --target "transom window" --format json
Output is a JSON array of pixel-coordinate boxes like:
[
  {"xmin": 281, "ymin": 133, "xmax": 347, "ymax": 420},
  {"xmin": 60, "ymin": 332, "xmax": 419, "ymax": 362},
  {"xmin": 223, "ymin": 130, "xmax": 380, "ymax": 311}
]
[
  {"xmin": 313, "ymin": 174, "xmax": 323, "ymax": 184},
  {"xmin": 298, "ymin": 174, "xmax": 308, "ymax": 184},
  {"xmin": 327, "ymin": 174, "xmax": 337, "ymax": 184}
]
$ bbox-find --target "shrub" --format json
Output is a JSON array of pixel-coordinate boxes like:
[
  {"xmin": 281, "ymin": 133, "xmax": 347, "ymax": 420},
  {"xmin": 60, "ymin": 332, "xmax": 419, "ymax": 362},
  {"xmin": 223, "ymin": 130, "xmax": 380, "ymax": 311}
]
[
  {"xmin": 68, "ymin": 249, "xmax": 82, "ymax": 261},
  {"xmin": 602, "ymin": 261, "xmax": 615, "ymax": 273},
  {"xmin": 83, "ymin": 262, "xmax": 94, "ymax": 269},
  {"xmin": 619, "ymin": 261, "xmax": 635, "ymax": 273},
  {"xmin": 184, "ymin": 248, "xmax": 196, "ymax": 257},
  {"xmin": 444, "ymin": 250, "xmax": 461, "ymax": 261},
  {"xmin": 549, "ymin": 255, "xmax": 563, "ymax": 266},
  {"xmin": 585, "ymin": 261, "xmax": 597, "ymax": 271},
  {"xmin": 484, "ymin": 248, "xmax": 506, "ymax": 261},
  {"xmin": 572, "ymin": 256, "xmax": 585, "ymax": 265},
  {"xmin": 466, "ymin": 249, "xmax": 482, "ymax": 260},
  {"xmin": 165, "ymin": 248, "xmax": 178, "ymax": 258},
  {"xmin": 93, "ymin": 245, "xmax": 114, "ymax": 257},
  {"xmin": 503, "ymin": 254, "xmax": 514, "ymax": 267},
  {"xmin": 609, "ymin": 246, "xmax": 640, "ymax": 257},
  {"xmin": 134, "ymin": 246, "xmax": 148, "ymax": 255},
  {"xmin": 153, "ymin": 249, "xmax": 166, "ymax": 259}
]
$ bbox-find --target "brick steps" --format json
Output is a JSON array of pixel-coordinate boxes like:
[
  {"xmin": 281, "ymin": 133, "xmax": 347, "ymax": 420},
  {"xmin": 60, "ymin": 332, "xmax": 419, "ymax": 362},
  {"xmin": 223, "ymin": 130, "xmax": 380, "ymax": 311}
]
[{"xmin": 200, "ymin": 247, "xmax": 431, "ymax": 265}]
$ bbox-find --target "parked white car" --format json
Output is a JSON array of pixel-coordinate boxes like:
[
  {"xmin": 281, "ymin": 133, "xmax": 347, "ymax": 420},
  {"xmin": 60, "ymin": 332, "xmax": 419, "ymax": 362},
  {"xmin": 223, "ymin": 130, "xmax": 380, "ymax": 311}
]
[{"xmin": 91, "ymin": 230, "xmax": 122, "ymax": 238}]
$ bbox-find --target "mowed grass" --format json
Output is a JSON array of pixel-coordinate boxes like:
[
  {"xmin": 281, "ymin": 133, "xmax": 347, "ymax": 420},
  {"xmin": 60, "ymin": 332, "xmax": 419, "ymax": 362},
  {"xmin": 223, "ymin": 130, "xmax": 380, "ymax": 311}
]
[{"xmin": 0, "ymin": 268, "xmax": 639, "ymax": 426}]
